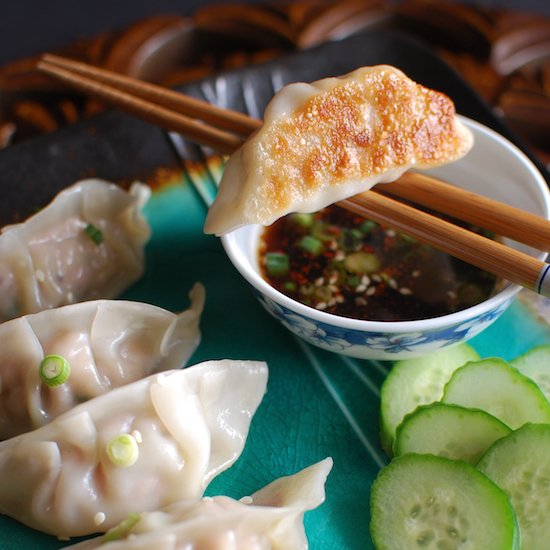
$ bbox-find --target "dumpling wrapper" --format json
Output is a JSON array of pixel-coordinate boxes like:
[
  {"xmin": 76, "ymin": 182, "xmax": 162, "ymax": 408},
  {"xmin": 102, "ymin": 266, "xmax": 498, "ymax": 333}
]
[
  {"xmin": 0, "ymin": 282, "xmax": 205, "ymax": 439},
  {"xmin": 0, "ymin": 360, "xmax": 268, "ymax": 538},
  {"xmin": 204, "ymin": 65, "xmax": 473, "ymax": 235},
  {"xmin": 67, "ymin": 458, "xmax": 333, "ymax": 549},
  {"xmin": 0, "ymin": 179, "xmax": 151, "ymax": 322}
]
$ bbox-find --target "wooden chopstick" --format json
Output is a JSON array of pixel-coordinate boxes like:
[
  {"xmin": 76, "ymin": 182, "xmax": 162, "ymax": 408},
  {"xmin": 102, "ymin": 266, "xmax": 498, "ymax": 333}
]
[
  {"xmin": 37, "ymin": 58, "xmax": 246, "ymax": 154},
  {"xmin": 378, "ymin": 172, "xmax": 550, "ymax": 252},
  {"xmin": 36, "ymin": 54, "xmax": 550, "ymax": 297},
  {"xmin": 41, "ymin": 54, "xmax": 260, "ymax": 138},
  {"xmin": 341, "ymin": 192, "xmax": 549, "ymax": 297}
]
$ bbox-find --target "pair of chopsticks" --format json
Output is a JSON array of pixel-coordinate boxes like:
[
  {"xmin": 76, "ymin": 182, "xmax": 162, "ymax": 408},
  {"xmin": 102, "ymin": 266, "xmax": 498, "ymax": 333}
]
[{"xmin": 37, "ymin": 53, "xmax": 550, "ymax": 298}]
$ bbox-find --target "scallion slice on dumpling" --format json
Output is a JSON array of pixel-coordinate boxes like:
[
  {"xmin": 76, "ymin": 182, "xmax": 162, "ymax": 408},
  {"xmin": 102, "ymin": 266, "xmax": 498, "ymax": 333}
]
[
  {"xmin": 0, "ymin": 179, "xmax": 151, "ymax": 322},
  {"xmin": 204, "ymin": 65, "xmax": 473, "ymax": 235},
  {"xmin": 0, "ymin": 359, "xmax": 268, "ymax": 539},
  {"xmin": 0, "ymin": 282, "xmax": 205, "ymax": 439}
]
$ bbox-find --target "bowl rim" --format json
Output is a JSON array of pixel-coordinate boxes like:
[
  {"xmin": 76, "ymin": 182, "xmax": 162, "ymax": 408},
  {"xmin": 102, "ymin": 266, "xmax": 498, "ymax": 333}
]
[{"xmin": 221, "ymin": 116, "xmax": 550, "ymax": 334}]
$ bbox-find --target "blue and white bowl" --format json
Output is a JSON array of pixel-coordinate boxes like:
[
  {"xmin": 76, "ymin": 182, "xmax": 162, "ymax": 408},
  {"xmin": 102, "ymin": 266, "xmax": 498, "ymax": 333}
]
[{"xmin": 222, "ymin": 117, "xmax": 550, "ymax": 360}]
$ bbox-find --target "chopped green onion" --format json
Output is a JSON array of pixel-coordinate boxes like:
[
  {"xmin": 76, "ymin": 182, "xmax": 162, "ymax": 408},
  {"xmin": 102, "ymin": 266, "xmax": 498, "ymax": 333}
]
[
  {"xmin": 102, "ymin": 512, "xmax": 141, "ymax": 542},
  {"xmin": 84, "ymin": 223, "xmax": 104, "ymax": 245},
  {"xmin": 298, "ymin": 235, "xmax": 324, "ymax": 256},
  {"xmin": 359, "ymin": 220, "xmax": 377, "ymax": 235},
  {"xmin": 290, "ymin": 212, "xmax": 313, "ymax": 228},
  {"xmin": 39, "ymin": 355, "xmax": 71, "ymax": 387},
  {"xmin": 106, "ymin": 434, "xmax": 139, "ymax": 467},
  {"xmin": 265, "ymin": 252, "xmax": 290, "ymax": 277},
  {"xmin": 344, "ymin": 252, "xmax": 381, "ymax": 274}
]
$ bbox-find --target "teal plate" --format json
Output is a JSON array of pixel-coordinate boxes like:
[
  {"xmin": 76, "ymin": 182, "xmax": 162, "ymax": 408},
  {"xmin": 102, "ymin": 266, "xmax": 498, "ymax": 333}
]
[{"xmin": 0, "ymin": 30, "xmax": 549, "ymax": 549}]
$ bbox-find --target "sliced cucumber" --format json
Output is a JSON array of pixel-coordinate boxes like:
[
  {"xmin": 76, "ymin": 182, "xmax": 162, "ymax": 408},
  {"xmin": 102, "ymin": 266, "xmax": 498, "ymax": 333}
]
[
  {"xmin": 379, "ymin": 343, "xmax": 480, "ymax": 455},
  {"xmin": 511, "ymin": 344, "xmax": 550, "ymax": 401},
  {"xmin": 393, "ymin": 402, "xmax": 511, "ymax": 464},
  {"xmin": 478, "ymin": 423, "xmax": 550, "ymax": 550},
  {"xmin": 442, "ymin": 358, "xmax": 550, "ymax": 429},
  {"xmin": 370, "ymin": 453, "xmax": 519, "ymax": 550}
]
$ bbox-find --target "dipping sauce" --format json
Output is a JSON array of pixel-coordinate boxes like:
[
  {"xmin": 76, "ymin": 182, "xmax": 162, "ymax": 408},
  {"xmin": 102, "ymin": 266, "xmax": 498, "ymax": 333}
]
[{"xmin": 258, "ymin": 205, "xmax": 499, "ymax": 322}]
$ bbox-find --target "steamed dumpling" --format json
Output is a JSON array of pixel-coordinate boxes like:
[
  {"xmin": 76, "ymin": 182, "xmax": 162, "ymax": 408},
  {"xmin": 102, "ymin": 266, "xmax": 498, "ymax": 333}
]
[
  {"xmin": 0, "ymin": 360, "xmax": 268, "ymax": 538},
  {"xmin": 0, "ymin": 282, "xmax": 205, "ymax": 439},
  {"xmin": 0, "ymin": 179, "xmax": 151, "ymax": 321},
  {"xmin": 204, "ymin": 65, "xmax": 473, "ymax": 235},
  {"xmin": 66, "ymin": 458, "xmax": 333, "ymax": 549}
]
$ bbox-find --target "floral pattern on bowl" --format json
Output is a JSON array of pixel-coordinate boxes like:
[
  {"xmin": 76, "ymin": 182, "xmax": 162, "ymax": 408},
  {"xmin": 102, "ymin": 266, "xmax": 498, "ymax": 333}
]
[{"xmin": 256, "ymin": 290, "xmax": 514, "ymax": 359}]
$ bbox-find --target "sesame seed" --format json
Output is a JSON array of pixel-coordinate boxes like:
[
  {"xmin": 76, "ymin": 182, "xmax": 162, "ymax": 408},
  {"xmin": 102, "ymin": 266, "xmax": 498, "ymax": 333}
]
[
  {"xmin": 356, "ymin": 284, "xmax": 367, "ymax": 293},
  {"xmin": 355, "ymin": 297, "xmax": 367, "ymax": 306},
  {"xmin": 314, "ymin": 277, "xmax": 324, "ymax": 286},
  {"xmin": 400, "ymin": 287, "xmax": 413, "ymax": 295},
  {"xmin": 131, "ymin": 430, "xmax": 143, "ymax": 443},
  {"xmin": 240, "ymin": 496, "xmax": 253, "ymax": 505},
  {"xmin": 361, "ymin": 275, "xmax": 371, "ymax": 286},
  {"xmin": 412, "ymin": 270, "xmax": 421, "ymax": 278},
  {"xmin": 35, "ymin": 269, "xmax": 45, "ymax": 282},
  {"xmin": 385, "ymin": 229, "xmax": 396, "ymax": 238},
  {"xmin": 389, "ymin": 278, "xmax": 398, "ymax": 289},
  {"xmin": 372, "ymin": 274, "xmax": 382, "ymax": 283},
  {"xmin": 94, "ymin": 512, "xmax": 106, "ymax": 526},
  {"xmin": 316, "ymin": 302, "xmax": 327, "ymax": 310},
  {"xmin": 366, "ymin": 286, "xmax": 376, "ymax": 296}
]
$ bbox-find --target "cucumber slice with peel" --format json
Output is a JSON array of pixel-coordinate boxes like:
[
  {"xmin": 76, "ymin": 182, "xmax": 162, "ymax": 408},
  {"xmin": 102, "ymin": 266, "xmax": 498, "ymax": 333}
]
[
  {"xmin": 393, "ymin": 402, "xmax": 511, "ymax": 464},
  {"xmin": 511, "ymin": 344, "xmax": 550, "ymax": 401},
  {"xmin": 442, "ymin": 358, "xmax": 550, "ymax": 429},
  {"xmin": 379, "ymin": 343, "xmax": 480, "ymax": 455},
  {"xmin": 478, "ymin": 423, "xmax": 550, "ymax": 550},
  {"xmin": 370, "ymin": 453, "xmax": 519, "ymax": 550}
]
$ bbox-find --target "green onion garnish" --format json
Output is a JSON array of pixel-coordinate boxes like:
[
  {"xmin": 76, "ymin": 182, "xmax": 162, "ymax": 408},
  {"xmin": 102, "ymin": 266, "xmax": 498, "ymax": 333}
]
[
  {"xmin": 102, "ymin": 512, "xmax": 141, "ymax": 542},
  {"xmin": 283, "ymin": 281, "xmax": 297, "ymax": 292},
  {"xmin": 298, "ymin": 235, "xmax": 324, "ymax": 256},
  {"xmin": 344, "ymin": 252, "xmax": 381, "ymax": 274},
  {"xmin": 106, "ymin": 434, "xmax": 139, "ymax": 467},
  {"xmin": 39, "ymin": 355, "xmax": 71, "ymax": 387},
  {"xmin": 359, "ymin": 220, "xmax": 377, "ymax": 235},
  {"xmin": 84, "ymin": 223, "xmax": 104, "ymax": 245},
  {"xmin": 290, "ymin": 212, "xmax": 313, "ymax": 228},
  {"xmin": 265, "ymin": 252, "xmax": 290, "ymax": 277}
]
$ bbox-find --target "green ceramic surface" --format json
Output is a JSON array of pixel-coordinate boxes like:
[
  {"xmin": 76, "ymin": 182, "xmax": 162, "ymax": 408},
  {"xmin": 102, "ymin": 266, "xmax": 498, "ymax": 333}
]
[{"xmin": 1, "ymin": 169, "xmax": 548, "ymax": 549}]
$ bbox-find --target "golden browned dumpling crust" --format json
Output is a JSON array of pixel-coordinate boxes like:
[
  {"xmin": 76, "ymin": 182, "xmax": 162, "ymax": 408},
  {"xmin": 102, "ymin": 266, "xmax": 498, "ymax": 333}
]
[{"xmin": 205, "ymin": 65, "xmax": 473, "ymax": 235}]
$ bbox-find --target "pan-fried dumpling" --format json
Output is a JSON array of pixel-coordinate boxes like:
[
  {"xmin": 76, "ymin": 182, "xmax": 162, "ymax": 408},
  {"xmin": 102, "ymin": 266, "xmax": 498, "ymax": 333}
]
[
  {"xmin": 0, "ymin": 179, "xmax": 151, "ymax": 322},
  {"xmin": 67, "ymin": 458, "xmax": 333, "ymax": 549},
  {"xmin": 0, "ymin": 360, "xmax": 268, "ymax": 538},
  {"xmin": 204, "ymin": 65, "xmax": 473, "ymax": 235},
  {"xmin": 0, "ymin": 282, "xmax": 205, "ymax": 439}
]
